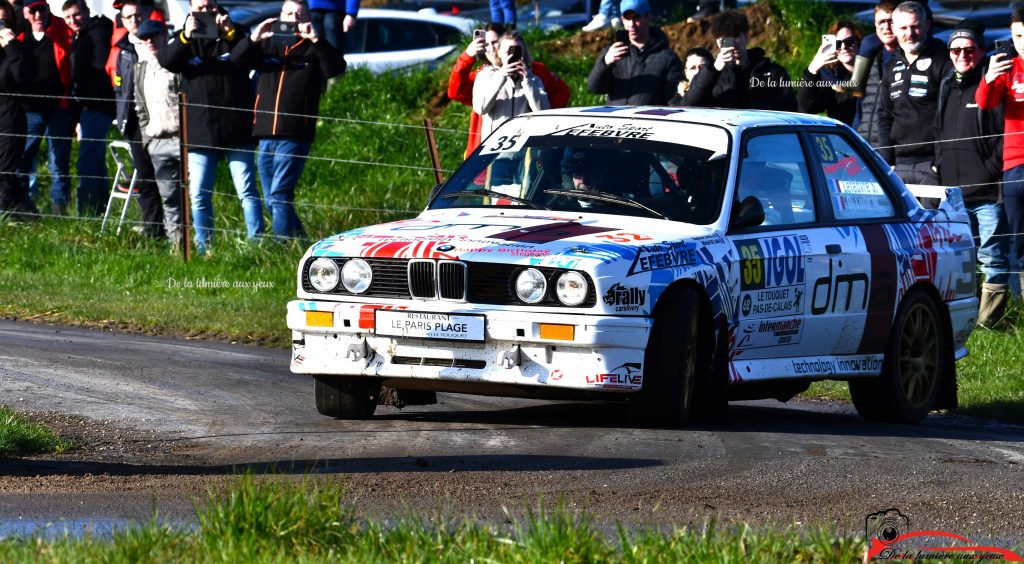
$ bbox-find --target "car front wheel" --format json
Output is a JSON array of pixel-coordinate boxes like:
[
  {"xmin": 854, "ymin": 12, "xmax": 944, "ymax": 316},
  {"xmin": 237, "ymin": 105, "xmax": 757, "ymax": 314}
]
[
  {"xmin": 632, "ymin": 288, "xmax": 702, "ymax": 428},
  {"xmin": 849, "ymin": 291, "xmax": 946, "ymax": 423},
  {"xmin": 314, "ymin": 376, "xmax": 381, "ymax": 419}
]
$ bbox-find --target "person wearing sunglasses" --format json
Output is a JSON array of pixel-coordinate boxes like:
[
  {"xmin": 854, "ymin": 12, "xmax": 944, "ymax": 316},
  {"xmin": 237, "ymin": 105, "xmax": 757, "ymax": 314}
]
[
  {"xmin": 798, "ymin": 20, "xmax": 862, "ymax": 126},
  {"xmin": 936, "ymin": 21, "xmax": 1009, "ymax": 327}
]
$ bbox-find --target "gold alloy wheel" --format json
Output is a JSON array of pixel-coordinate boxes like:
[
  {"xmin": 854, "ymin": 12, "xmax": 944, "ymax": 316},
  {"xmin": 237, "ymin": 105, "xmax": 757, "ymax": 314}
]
[{"xmin": 897, "ymin": 302, "xmax": 940, "ymax": 409}]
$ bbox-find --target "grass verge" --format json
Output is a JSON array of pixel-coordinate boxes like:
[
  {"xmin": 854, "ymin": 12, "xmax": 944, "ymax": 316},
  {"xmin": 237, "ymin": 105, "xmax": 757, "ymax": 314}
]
[
  {"xmin": 0, "ymin": 474, "xmax": 868, "ymax": 562},
  {"xmin": 0, "ymin": 406, "xmax": 70, "ymax": 458}
]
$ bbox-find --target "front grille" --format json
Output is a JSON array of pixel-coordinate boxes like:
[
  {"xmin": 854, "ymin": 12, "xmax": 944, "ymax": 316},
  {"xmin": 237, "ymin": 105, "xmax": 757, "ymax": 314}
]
[
  {"xmin": 392, "ymin": 356, "xmax": 487, "ymax": 369},
  {"xmin": 438, "ymin": 261, "xmax": 467, "ymax": 301},
  {"xmin": 408, "ymin": 260, "xmax": 436, "ymax": 298},
  {"xmin": 303, "ymin": 258, "xmax": 595, "ymax": 307}
]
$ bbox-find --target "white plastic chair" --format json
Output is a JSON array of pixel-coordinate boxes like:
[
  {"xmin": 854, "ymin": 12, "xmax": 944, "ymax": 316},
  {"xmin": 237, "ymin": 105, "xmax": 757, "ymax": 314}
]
[{"xmin": 100, "ymin": 141, "xmax": 139, "ymax": 234}]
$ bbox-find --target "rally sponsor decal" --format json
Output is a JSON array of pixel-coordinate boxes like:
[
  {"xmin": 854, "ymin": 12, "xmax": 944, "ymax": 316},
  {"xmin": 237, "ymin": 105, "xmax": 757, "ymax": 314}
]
[
  {"xmin": 740, "ymin": 285, "xmax": 804, "ymax": 319},
  {"xmin": 603, "ymin": 283, "xmax": 647, "ymax": 312},
  {"xmin": 736, "ymin": 235, "xmax": 811, "ymax": 291},
  {"xmin": 627, "ymin": 241, "xmax": 699, "ymax": 276},
  {"xmin": 810, "ymin": 257, "xmax": 870, "ymax": 316},
  {"xmin": 585, "ymin": 363, "xmax": 643, "ymax": 389},
  {"xmin": 736, "ymin": 318, "xmax": 803, "ymax": 349},
  {"xmin": 856, "ymin": 224, "xmax": 897, "ymax": 354},
  {"xmin": 549, "ymin": 122, "xmax": 655, "ymax": 140},
  {"xmin": 730, "ymin": 354, "xmax": 885, "ymax": 381}
]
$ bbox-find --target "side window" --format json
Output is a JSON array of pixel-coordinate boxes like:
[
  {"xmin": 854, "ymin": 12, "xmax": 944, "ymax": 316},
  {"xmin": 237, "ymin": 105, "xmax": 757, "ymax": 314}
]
[
  {"xmin": 345, "ymin": 20, "xmax": 367, "ymax": 54},
  {"xmin": 737, "ymin": 133, "xmax": 816, "ymax": 227},
  {"xmin": 809, "ymin": 133, "xmax": 896, "ymax": 220},
  {"xmin": 367, "ymin": 20, "xmax": 438, "ymax": 53}
]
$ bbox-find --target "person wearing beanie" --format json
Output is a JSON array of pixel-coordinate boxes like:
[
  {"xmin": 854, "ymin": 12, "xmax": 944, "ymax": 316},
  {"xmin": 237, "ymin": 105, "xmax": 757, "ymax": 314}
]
[
  {"xmin": 936, "ymin": 21, "xmax": 1010, "ymax": 327},
  {"xmin": 587, "ymin": 0, "xmax": 682, "ymax": 106},
  {"xmin": 977, "ymin": 5, "xmax": 1024, "ymax": 299}
]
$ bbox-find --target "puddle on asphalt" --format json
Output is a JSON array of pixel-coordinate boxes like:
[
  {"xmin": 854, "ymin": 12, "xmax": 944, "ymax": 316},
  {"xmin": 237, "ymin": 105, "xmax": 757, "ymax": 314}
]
[{"xmin": 0, "ymin": 518, "xmax": 196, "ymax": 540}]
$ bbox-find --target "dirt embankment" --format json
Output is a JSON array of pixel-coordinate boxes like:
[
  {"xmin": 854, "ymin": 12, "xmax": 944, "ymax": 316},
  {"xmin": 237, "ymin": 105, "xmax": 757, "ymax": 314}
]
[{"xmin": 539, "ymin": 3, "xmax": 789, "ymax": 65}]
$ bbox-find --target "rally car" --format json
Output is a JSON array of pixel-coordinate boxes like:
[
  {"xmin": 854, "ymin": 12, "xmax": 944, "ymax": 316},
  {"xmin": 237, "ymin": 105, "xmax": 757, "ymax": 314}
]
[{"xmin": 287, "ymin": 106, "xmax": 977, "ymax": 426}]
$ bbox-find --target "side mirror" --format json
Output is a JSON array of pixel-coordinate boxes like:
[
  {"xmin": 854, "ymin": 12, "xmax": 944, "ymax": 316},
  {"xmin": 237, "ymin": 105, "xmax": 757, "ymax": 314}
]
[{"xmin": 732, "ymin": 196, "xmax": 765, "ymax": 230}]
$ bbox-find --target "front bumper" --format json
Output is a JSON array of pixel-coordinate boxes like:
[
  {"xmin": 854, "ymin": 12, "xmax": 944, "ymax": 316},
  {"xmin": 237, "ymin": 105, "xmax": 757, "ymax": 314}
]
[{"xmin": 287, "ymin": 300, "xmax": 652, "ymax": 393}]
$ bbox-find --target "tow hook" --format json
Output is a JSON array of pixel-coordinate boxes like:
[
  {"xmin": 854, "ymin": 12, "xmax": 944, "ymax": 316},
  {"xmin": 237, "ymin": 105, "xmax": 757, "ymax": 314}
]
[
  {"xmin": 499, "ymin": 345, "xmax": 522, "ymax": 369},
  {"xmin": 346, "ymin": 337, "xmax": 375, "ymax": 366}
]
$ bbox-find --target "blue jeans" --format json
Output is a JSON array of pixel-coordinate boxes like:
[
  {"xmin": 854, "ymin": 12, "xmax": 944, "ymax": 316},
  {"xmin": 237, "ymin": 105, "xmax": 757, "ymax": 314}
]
[
  {"xmin": 76, "ymin": 109, "xmax": 113, "ymax": 216},
  {"xmin": 968, "ymin": 202, "xmax": 1010, "ymax": 286},
  {"xmin": 597, "ymin": 0, "xmax": 620, "ymax": 18},
  {"xmin": 187, "ymin": 147, "xmax": 264, "ymax": 252},
  {"xmin": 489, "ymin": 0, "xmax": 515, "ymax": 25},
  {"xmin": 21, "ymin": 109, "xmax": 72, "ymax": 209},
  {"xmin": 258, "ymin": 138, "xmax": 310, "ymax": 239},
  {"xmin": 311, "ymin": 9, "xmax": 344, "ymax": 52},
  {"xmin": 1002, "ymin": 165, "xmax": 1024, "ymax": 270}
]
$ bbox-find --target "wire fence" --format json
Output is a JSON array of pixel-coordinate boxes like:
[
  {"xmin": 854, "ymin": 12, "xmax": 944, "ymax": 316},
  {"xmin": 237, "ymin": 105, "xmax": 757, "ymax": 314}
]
[{"xmin": 4, "ymin": 88, "xmax": 1024, "ymax": 270}]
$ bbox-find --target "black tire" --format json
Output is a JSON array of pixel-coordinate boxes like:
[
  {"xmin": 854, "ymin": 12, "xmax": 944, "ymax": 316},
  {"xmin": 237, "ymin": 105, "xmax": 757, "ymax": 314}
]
[
  {"xmin": 314, "ymin": 376, "xmax": 381, "ymax": 419},
  {"xmin": 849, "ymin": 291, "xmax": 946, "ymax": 423},
  {"xmin": 631, "ymin": 288, "xmax": 702, "ymax": 428}
]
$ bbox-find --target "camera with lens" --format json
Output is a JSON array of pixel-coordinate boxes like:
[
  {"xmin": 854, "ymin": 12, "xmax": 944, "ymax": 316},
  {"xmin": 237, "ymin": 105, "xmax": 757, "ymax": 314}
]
[{"xmin": 864, "ymin": 508, "xmax": 910, "ymax": 545}]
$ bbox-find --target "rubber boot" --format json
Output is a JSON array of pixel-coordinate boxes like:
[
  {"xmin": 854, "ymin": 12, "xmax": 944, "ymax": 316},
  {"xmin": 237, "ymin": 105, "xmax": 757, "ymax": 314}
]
[{"xmin": 978, "ymin": 283, "xmax": 1010, "ymax": 329}]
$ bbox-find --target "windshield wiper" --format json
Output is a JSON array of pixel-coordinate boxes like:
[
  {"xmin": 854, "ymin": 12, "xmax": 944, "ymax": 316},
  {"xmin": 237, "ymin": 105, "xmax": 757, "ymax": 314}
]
[
  {"xmin": 544, "ymin": 189, "xmax": 667, "ymax": 219},
  {"xmin": 442, "ymin": 189, "xmax": 549, "ymax": 210}
]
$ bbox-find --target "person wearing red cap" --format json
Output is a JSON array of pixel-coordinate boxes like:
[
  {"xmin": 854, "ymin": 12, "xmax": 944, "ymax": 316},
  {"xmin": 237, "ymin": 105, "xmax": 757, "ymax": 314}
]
[{"xmin": 14, "ymin": 0, "xmax": 73, "ymax": 217}]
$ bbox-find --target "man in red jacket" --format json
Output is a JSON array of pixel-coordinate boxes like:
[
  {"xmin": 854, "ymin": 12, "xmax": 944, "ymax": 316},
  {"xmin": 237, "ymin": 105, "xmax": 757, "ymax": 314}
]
[
  {"xmin": 447, "ymin": 23, "xmax": 570, "ymax": 160},
  {"xmin": 976, "ymin": 5, "xmax": 1024, "ymax": 290}
]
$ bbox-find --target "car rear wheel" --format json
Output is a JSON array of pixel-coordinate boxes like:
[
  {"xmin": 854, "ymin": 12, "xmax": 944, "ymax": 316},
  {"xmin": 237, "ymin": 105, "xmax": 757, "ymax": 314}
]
[
  {"xmin": 314, "ymin": 376, "xmax": 381, "ymax": 419},
  {"xmin": 632, "ymin": 288, "xmax": 702, "ymax": 428},
  {"xmin": 849, "ymin": 291, "xmax": 945, "ymax": 423}
]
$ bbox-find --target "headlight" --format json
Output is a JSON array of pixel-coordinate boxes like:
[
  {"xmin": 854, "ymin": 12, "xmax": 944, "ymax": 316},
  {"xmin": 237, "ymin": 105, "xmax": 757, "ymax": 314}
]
[
  {"xmin": 555, "ymin": 271, "xmax": 588, "ymax": 306},
  {"xmin": 515, "ymin": 268, "xmax": 547, "ymax": 304},
  {"xmin": 308, "ymin": 258, "xmax": 340, "ymax": 292},
  {"xmin": 341, "ymin": 259, "xmax": 373, "ymax": 294}
]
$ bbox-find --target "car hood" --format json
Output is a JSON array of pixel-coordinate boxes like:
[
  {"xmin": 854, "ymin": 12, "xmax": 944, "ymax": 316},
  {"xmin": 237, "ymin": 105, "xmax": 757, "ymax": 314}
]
[{"xmin": 309, "ymin": 209, "xmax": 722, "ymax": 271}]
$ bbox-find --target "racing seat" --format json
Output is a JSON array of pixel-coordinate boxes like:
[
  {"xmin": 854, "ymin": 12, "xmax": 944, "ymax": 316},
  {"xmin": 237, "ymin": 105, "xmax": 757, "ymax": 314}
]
[{"xmin": 100, "ymin": 141, "xmax": 140, "ymax": 235}]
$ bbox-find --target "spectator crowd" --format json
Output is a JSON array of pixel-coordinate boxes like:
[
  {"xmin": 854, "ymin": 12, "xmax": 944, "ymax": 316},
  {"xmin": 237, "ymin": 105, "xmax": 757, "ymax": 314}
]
[
  {"xmin": 0, "ymin": 0, "xmax": 345, "ymax": 254},
  {"xmin": 0, "ymin": 0, "xmax": 1020, "ymax": 326}
]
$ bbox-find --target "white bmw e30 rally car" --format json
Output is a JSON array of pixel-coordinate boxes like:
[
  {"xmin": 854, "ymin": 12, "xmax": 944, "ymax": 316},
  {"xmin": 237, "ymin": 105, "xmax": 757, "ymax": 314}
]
[{"xmin": 287, "ymin": 106, "xmax": 977, "ymax": 426}]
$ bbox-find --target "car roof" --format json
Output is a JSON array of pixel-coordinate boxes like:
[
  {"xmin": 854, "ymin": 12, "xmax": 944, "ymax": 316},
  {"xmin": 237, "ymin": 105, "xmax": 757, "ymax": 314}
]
[{"xmin": 527, "ymin": 106, "xmax": 844, "ymax": 132}]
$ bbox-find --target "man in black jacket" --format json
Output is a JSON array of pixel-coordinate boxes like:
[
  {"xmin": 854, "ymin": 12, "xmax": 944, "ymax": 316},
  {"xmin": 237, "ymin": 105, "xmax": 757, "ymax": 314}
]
[
  {"xmin": 936, "ymin": 22, "xmax": 1010, "ymax": 327},
  {"xmin": 113, "ymin": 0, "xmax": 164, "ymax": 237},
  {"xmin": 231, "ymin": 0, "xmax": 345, "ymax": 239},
  {"xmin": 876, "ymin": 1, "xmax": 950, "ymax": 185},
  {"xmin": 679, "ymin": 9, "xmax": 796, "ymax": 111},
  {"xmin": 586, "ymin": 0, "xmax": 682, "ymax": 106},
  {"xmin": 159, "ymin": 0, "xmax": 263, "ymax": 254},
  {"xmin": 63, "ymin": 0, "xmax": 114, "ymax": 216},
  {"xmin": 0, "ymin": 10, "xmax": 35, "ymax": 217}
]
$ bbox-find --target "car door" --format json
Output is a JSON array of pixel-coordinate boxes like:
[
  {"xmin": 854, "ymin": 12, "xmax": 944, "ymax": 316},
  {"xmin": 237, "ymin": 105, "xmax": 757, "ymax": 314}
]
[
  {"xmin": 803, "ymin": 130, "xmax": 903, "ymax": 357},
  {"xmin": 728, "ymin": 131, "xmax": 840, "ymax": 369}
]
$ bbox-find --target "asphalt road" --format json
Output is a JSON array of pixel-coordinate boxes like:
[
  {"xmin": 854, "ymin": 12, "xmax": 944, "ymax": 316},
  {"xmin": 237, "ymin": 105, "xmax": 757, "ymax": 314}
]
[{"xmin": 1, "ymin": 319, "xmax": 1022, "ymax": 543}]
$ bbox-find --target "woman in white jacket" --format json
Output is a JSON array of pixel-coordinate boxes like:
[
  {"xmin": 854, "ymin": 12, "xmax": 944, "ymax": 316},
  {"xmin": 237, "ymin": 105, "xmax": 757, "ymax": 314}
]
[{"xmin": 472, "ymin": 32, "xmax": 550, "ymax": 140}]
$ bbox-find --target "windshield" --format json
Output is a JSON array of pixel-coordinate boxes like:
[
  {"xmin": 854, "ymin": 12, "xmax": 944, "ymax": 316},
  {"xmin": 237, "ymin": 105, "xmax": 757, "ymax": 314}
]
[{"xmin": 430, "ymin": 133, "xmax": 729, "ymax": 224}]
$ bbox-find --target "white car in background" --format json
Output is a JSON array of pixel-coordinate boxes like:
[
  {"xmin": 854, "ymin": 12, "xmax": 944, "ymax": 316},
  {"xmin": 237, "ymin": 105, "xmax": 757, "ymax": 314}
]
[{"xmin": 227, "ymin": 5, "xmax": 474, "ymax": 73}]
